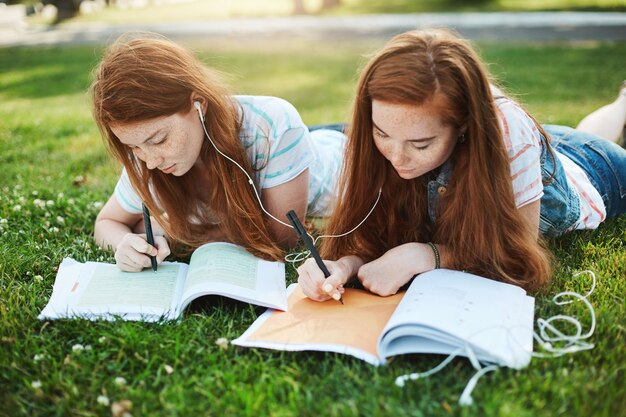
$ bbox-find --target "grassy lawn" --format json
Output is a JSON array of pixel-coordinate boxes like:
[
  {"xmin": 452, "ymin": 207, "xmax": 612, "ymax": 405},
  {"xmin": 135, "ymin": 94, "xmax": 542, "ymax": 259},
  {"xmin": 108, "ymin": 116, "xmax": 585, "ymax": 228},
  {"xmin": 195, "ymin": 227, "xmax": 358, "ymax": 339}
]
[
  {"xmin": 1, "ymin": 38, "xmax": 625, "ymax": 416},
  {"xmin": 27, "ymin": 0, "xmax": 626, "ymax": 26}
]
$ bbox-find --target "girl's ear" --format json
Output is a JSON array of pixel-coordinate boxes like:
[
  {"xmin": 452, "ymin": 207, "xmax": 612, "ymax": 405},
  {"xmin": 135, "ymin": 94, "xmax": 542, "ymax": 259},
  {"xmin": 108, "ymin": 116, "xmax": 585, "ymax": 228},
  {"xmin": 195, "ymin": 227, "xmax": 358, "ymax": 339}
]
[
  {"xmin": 457, "ymin": 125, "xmax": 468, "ymax": 143},
  {"xmin": 189, "ymin": 92, "xmax": 205, "ymax": 110}
]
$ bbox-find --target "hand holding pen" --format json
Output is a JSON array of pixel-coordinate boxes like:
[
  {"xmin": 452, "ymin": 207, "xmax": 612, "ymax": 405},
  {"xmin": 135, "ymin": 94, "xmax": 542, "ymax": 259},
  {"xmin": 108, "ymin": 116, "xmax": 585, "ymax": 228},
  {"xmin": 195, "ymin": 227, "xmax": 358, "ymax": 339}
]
[
  {"xmin": 142, "ymin": 203, "xmax": 158, "ymax": 272},
  {"xmin": 287, "ymin": 210, "xmax": 344, "ymax": 304}
]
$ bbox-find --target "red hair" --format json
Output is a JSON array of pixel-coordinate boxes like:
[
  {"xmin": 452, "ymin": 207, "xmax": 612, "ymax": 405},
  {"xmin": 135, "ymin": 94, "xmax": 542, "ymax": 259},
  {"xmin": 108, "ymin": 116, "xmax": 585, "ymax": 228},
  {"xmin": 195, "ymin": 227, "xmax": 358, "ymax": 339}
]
[
  {"xmin": 322, "ymin": 29, "xmax": 552, "ymax": 291},
  {"xmin": 91, "ymin": 33, "xmax": 282, "ymax": 260}
]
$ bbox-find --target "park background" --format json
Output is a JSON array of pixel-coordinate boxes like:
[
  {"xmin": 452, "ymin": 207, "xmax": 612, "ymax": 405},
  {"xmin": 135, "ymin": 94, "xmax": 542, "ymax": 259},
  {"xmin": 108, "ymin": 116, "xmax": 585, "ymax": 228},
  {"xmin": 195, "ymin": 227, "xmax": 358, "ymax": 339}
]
[{"xmin": 1, "ymin": 1, "xmax": 625, "ymax": 416}]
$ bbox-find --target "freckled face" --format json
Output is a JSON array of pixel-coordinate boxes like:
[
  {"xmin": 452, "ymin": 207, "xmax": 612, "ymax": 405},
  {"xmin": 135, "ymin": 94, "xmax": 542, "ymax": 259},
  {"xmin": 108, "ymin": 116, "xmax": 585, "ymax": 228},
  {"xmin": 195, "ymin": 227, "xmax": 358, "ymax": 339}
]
[
  {"xmin": 110, "ymin": 106, "xmax": 205, "ymax": 176},
  {"xmin": 372, "ymin": 98, "xmax": 459, "ymax": 180}
]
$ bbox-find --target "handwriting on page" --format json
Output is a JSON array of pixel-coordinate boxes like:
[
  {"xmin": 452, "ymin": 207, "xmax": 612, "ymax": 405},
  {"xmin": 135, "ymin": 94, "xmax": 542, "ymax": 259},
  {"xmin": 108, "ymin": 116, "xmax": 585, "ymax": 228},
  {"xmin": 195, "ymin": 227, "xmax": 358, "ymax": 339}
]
[
  {"xmin": 74, "ymin": 264, "xmax": 180, "ymax": 310},
  {"xmin": 185, "ymin": 244, "xmax": 258, "ymax": 290}
]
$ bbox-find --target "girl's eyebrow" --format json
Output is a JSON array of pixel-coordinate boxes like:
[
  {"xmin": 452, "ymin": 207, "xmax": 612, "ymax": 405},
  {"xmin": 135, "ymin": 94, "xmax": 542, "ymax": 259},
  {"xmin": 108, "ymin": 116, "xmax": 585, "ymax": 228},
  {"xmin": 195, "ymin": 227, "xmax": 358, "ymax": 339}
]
[
  {"xmin": 142, "ymin": 130, "xmax": 162, "ymax": 144},
  {"xmin": 372, "ymin": 121, "xmax": 436, "ymax": 142}
]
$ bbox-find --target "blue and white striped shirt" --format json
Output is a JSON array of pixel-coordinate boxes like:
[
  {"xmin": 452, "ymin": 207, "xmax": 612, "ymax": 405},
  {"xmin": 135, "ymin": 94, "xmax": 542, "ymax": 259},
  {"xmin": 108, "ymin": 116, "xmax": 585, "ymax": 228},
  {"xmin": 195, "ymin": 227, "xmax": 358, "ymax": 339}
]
[{"xmin": 114, "ymin": 95, "xmax": 345, "ymax": 217}]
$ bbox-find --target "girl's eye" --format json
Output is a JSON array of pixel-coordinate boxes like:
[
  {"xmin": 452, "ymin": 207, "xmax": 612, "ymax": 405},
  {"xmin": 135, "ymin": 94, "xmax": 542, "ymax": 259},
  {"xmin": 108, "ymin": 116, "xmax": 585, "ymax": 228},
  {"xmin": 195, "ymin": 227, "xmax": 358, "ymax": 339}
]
[
  {"xmin": 153, "ymin": 137, "xmax": 167, "ymax": 145},
  {"xmin": 373, "ymin": 129, "xmax": 388, "ymax": 138},
  {"xmin": 412, "ymin": 143, "xmax": 429, "ymax": 151}
]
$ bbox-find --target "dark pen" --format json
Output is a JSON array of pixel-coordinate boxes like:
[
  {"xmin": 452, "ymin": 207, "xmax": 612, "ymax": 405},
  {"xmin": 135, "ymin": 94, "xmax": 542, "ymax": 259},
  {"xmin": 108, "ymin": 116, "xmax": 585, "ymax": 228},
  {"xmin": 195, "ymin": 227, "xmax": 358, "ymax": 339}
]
[
  {"xmin": 286, "ymin": 210, "xmax": 343, "ymax": 304},
  {"xmin": 142, "ymin": 203, "xmax": 158, "ymax": 272}
]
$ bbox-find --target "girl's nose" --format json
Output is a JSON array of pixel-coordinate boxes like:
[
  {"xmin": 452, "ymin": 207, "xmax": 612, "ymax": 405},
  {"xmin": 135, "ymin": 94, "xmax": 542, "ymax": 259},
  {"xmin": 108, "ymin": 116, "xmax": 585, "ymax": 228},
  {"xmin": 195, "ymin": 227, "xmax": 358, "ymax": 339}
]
[
  {"xmin": 387, "ymin": 144, "xmax": 406, "ymax": 166},
  {"xmin": 145, "ymin": 153, "xmax": 164, "ymax": 170}
]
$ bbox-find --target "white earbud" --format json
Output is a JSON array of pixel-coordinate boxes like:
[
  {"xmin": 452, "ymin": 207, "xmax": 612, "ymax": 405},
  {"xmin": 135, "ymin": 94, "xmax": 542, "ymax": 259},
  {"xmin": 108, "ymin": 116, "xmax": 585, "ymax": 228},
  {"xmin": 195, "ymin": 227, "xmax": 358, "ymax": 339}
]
[{"xmin": 194, "ymin": 101, "xmax": 204, "ymax": 123}]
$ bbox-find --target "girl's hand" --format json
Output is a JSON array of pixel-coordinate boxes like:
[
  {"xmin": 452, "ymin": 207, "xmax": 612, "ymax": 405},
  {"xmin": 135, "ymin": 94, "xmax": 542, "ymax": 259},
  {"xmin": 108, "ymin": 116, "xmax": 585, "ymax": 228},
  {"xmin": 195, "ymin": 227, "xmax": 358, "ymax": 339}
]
[
  {"xmin": 358, "ymin": 243, "xmax": 433, "ymax": 296},
  {"xmin": 114, "ymin": 233, "xmax": 171, "ymax": 272},
  {"xmin": 297, "ymin": 257, "xmax": 351, "ymax": 302}
]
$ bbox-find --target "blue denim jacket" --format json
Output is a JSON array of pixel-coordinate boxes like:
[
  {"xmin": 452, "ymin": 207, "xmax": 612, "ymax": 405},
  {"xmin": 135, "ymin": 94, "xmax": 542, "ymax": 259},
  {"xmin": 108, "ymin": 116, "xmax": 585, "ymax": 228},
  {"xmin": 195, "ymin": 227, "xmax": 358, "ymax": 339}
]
[{"xmin": 427, "ymin": 127, "xmax": 580, "ymax": 237}]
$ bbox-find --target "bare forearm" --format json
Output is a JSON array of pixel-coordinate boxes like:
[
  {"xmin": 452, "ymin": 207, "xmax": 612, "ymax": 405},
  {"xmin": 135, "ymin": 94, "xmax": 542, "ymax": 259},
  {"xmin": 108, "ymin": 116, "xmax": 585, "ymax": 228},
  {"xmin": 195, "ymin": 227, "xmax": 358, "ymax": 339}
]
[
  {"xmin": 94, "ymin": 219, "xmax": 134, "ymax": 252},
  {"xmin": 336, "ymin": 255, "xmax": 366, "ymax": 282}
]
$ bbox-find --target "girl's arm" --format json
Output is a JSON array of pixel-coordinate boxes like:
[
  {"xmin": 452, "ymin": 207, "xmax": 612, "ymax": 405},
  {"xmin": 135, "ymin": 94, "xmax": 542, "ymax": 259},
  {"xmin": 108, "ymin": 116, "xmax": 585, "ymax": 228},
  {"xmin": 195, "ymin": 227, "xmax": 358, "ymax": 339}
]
[
  {"xmin": 94, "ymin": 195, "xmax": 170, "ymax": 272},
  {"xmin": 261, "ymin": 168, "xmax": 310, "ymax": 249},
  {"xmin": 517, "ymin": 200, "xmax": 541, "ymax": 239},
  {"xmin": 357, "ymin": 242, "xmax": 448, "ymax": 297}
]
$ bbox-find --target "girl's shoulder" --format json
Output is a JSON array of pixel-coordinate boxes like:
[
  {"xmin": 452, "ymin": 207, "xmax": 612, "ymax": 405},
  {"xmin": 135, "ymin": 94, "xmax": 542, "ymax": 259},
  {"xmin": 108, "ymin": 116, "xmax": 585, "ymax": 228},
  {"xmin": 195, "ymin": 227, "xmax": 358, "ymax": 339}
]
[
  {"xmin": 235, "ymin": 95, "xmax": 303, "ymax": 125},
  {"xmin": 493, "ymin": 95, "xmax": 542, "ymax": 152},
  {"xmin": 235, "ymin": 95, "xmax": 307, "ymax": 147}
]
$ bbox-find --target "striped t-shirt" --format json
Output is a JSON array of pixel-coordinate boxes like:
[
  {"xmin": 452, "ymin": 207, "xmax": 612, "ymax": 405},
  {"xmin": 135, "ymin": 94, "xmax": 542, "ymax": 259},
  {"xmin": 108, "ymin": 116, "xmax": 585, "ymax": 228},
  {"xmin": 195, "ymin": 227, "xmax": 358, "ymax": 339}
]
[
  {"xmin": 494, "ymin": 89, "xmax": 606, "ymax": 230},
  {"xmin": 114, "ymin": 95, "xmax": 344, "ymax": 217}
]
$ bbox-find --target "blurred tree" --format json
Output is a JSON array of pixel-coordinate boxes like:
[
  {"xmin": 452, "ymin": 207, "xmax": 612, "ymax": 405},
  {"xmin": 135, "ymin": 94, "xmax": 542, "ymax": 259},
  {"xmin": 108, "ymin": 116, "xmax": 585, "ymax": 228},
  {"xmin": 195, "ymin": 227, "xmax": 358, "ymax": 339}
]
[
  {"xmin": 293, "ymin": 0, "xmax": 306, "ymax": 14},
  {"xmin": 321, "ymin": 0, "xmax": 341, "ymax": 8},
  {"xmin": 41, "ymin": 0, "xmax": 83, "ymax": 23}
]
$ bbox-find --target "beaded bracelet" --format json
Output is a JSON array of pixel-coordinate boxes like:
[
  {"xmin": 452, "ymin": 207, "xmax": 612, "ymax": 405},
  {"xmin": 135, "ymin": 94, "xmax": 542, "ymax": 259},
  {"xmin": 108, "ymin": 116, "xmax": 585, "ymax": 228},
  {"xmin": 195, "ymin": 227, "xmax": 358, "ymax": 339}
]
[{"xmin": 426, "ymin": 242, "xmax": 440, "ymax": 269}]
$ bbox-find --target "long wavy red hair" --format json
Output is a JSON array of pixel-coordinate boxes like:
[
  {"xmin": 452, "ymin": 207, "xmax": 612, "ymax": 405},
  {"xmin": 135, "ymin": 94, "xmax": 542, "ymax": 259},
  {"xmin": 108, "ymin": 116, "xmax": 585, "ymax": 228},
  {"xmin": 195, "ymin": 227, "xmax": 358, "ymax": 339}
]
[
  {"xmin": 322, "ymin": 29, "xmax": 553, "ymax": 291},
  {"xmin": 90, "ymin": 33, "xmax": 282, "ymax": 261}
]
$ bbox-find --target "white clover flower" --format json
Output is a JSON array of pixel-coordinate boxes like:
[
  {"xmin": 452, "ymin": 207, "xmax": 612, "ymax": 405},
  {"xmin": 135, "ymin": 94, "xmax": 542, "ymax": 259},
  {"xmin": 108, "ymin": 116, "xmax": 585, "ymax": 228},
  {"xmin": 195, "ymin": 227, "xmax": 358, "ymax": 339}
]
[
  {"xmin": 13, "ymin": 205, "xmax": 22, "ymax": 211},
  {"xmin": 114, "ymin": 377, "xmax": 127, "ymax": 386},
  {"xmin": 56, "ymin": 216, "xmax": 65, "ymax": 224},
  {"xmin": 163, "ymin": 364, "xmax": 174, "ymax": 374},
  {"xmin": 49, "ymin": 226, "xmax": 59, "ymax": 233},
  {"xmin": 31, "ymin": 380, "xmax": 42, "ymax": 389},
  {"xmin": 68, "ymin": 198, "xmax": 75, "ymax": 205},
  {"xmin": 97, "ymin": 395, "xmax": 110, "ymax": 406},
  {"xmin": 34, "ymin": 275, "xmax": 43, "ymax": 282},
  {"xmin": 0, "ymin": 219, "xmax": 7, "ymax": 225},
  {"xmin": 215, "ymin": 337, "xmax": 229, "ymax": 350},
  {"xmin": 85, "ymin": 345, "xmax": 93, "ymax": 351},
  {"xmin": 18, "ymin": 196, "xmax": 26, "ymax": 204},
  {"xmin": 111, "ymin": 400, "xmax": 133, "ymax": 417},
  {"xmin": 98, "ymin": 336, "xmax": 107, "ymax": 343},
  {"xmin": 57, "ymin": 192, "xmax": 64, "ymax": 199},
  {"xmin": 32, "ymin": 191, "xmax": 38, "ymax": 196},
  {"xmin": 33, "ymin": 199, "xmax": 45, "ymax": 208},
  {"xmin": 33, "ymin": 354, "xmax": 45, "ymax": 362},
  {"xmin": 72, "ymin": 344, "xmax": 85, "ymax": 352},
  {"xmin": 93, "ymin": 201, "xmax": 103, "ymax": 209},
  {"xmin": 46, "ymin": 200, "xmax": 54, "ymax": 206}
]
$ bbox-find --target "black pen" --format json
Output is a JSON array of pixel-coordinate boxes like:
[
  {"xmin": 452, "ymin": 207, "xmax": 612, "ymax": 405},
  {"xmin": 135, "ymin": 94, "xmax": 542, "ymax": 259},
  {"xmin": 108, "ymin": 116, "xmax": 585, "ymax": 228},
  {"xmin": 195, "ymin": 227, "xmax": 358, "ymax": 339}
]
[
  {"xmin": 286, "ymin": 210, "xmax": 343, "ymax": 304},
  {"xmin": 142, "ymin": 203, "xmax": 158, "ymax": 272}
]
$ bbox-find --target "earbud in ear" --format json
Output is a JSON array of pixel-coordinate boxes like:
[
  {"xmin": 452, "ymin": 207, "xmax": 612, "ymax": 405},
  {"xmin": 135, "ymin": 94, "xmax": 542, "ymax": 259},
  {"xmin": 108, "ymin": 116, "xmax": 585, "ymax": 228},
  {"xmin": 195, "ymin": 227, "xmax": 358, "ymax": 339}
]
[{"xmin": 194, "ymin": 101, "xmax": 204, "ymax": 123}]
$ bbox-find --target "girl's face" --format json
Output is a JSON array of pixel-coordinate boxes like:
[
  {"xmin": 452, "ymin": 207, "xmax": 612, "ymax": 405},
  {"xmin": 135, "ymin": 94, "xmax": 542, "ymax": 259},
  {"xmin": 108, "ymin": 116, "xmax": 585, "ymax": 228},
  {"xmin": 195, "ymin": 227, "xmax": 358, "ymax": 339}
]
[
  {"xmin": 371, "ymin": 98, "xmax": 460, "ymax": 180},
  {"xmin": 110, "ymin": 106, "xmax": 205, "ymax": 177}
]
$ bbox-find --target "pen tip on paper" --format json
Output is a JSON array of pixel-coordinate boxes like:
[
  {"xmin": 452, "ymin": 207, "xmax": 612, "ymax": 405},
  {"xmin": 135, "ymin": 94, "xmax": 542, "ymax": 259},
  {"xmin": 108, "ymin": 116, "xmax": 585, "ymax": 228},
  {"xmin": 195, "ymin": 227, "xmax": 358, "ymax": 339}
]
[{"xmin": 332, "ymin": 292, "xmax": 344, "ymax": 304}]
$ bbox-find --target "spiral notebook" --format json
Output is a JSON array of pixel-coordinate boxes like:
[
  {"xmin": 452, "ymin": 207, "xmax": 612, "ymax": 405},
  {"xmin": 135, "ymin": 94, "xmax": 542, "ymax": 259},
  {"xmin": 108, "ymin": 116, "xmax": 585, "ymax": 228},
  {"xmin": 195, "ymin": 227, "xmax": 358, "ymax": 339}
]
[{"xmin": 233, "ymin": 269, "xmax": 535, "ymax": 369}]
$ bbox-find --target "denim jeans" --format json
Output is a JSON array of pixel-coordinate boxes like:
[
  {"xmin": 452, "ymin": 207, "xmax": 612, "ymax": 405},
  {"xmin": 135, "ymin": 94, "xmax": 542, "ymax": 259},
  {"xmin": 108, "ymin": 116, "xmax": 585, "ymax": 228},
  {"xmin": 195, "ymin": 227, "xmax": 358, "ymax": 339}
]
[
  {"xmin": 308, "ymin": 123, "xmax": 346, "ymax": 133},
  {"xmin": 543, "ymin": 125, "xmax": 626, "ymax": 220}
]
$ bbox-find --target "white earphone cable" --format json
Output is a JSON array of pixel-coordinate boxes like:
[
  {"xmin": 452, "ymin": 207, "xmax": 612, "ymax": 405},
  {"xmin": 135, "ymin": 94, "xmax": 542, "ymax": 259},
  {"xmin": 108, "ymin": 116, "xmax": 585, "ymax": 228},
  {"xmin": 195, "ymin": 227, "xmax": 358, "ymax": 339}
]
[{"xmin": 195, "ymin": 102, "xmax": 382, "ymax": 263}]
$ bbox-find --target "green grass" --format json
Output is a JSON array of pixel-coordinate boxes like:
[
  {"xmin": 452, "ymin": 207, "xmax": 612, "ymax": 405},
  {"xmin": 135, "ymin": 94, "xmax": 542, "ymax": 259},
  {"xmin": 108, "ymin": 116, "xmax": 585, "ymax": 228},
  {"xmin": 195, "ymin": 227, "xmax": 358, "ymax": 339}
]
[
  {"xmin": 28, "ymin": 0, "xmax": 626, "ymax": 27},
  {"xmin": 1, "ymin": 39, "xmax": 625, "ymax": 416}
]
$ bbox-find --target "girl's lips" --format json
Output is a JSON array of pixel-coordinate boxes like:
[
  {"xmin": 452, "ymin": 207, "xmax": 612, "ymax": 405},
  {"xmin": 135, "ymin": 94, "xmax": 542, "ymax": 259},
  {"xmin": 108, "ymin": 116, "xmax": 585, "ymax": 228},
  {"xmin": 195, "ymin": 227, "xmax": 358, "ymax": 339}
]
[
  {"xmin": 161, "ymin": 164, "xmax": 176, "ymax": 174},
  {"xmin": 395, "ymin": 167, "xmax": 414, "ymax": 174}
]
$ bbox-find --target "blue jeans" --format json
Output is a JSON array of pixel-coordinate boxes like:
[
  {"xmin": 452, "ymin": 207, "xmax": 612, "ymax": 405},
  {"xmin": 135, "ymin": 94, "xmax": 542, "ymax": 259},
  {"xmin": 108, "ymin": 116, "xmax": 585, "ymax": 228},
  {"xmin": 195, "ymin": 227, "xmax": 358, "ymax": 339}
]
[
  {"xmin": 544, "ymin": 125, "xmax": 626, "ymax": 220},
  {"xmin": 308, "ymin": 123, "xmax": 346, "ymax": 133}
]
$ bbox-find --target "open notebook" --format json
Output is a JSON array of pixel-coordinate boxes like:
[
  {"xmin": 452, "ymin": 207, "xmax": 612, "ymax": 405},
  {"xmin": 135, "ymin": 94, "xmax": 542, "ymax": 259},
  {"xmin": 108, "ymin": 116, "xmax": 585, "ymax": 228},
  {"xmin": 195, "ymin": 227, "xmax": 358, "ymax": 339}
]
[
  {"xmin": 233, "ymin": 269, "xmax": 535, "ymax": 369},
  {"xmin": 38, "ymin": 242, "xmax": 287, "ymax": 321}
]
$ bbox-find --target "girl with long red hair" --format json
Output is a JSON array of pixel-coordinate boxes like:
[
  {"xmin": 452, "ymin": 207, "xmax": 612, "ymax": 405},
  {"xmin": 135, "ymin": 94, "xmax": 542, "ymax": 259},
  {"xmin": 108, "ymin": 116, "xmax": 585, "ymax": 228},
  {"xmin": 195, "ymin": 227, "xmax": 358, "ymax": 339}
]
[
  {"xmin": 297, "ymin": 29, "xmax": 626, "ymax": 301},
  {"xmin": 91, "ymin": 33, "xmax": 344, "ymax": 271}
]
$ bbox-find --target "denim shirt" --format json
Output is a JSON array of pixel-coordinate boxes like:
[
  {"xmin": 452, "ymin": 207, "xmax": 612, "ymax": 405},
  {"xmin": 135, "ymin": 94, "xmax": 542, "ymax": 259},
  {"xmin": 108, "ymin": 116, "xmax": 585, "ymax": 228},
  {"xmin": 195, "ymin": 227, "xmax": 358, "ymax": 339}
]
[{"xmin": 427, "ymin": 129, "xmax": 580, "ymax": 237}]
